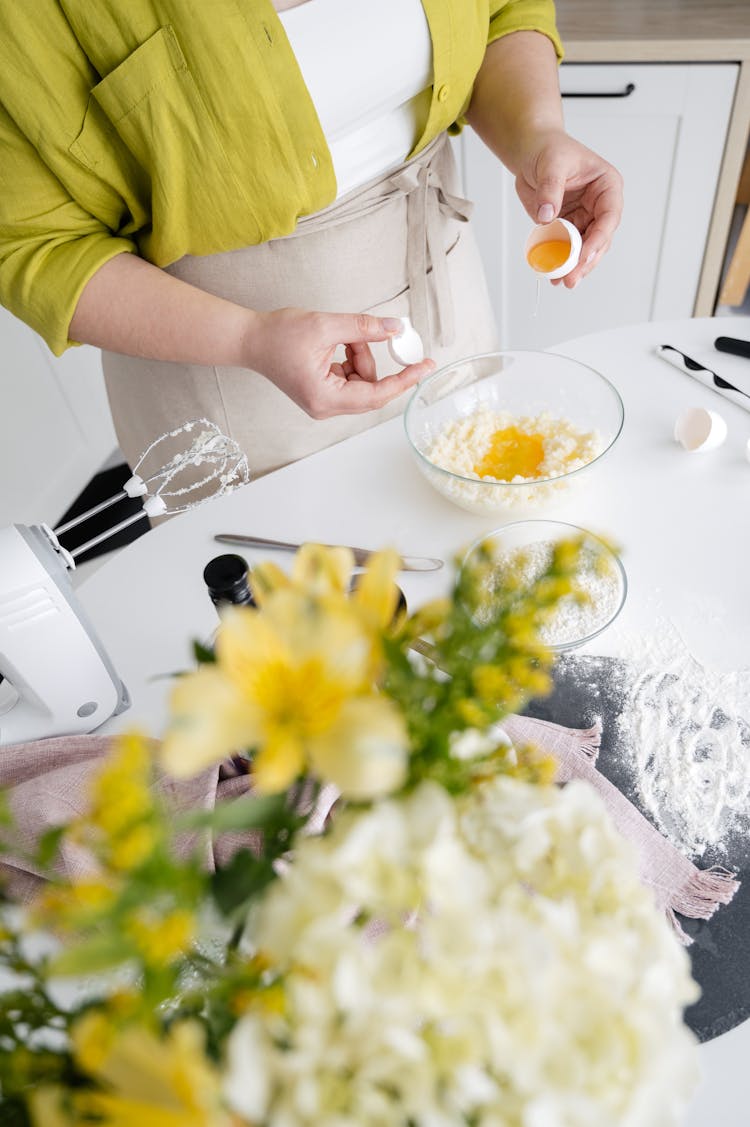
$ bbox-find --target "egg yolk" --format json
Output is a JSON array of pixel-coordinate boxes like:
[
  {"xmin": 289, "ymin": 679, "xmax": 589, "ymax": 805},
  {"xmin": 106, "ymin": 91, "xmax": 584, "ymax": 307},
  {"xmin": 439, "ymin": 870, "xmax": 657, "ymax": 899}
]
[
  {"xmin": 473, "ymin": 426, "xmax": 546, "ymax": 480},
  {"xmin": 527, "ymin": 239, "xmax": 571, "ymax": 273}
]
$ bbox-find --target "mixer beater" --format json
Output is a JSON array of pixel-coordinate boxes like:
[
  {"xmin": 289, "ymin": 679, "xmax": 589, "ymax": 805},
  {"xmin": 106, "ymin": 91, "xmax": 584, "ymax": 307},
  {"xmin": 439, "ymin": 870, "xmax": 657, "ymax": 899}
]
[{"xmin": 0, "ymin": 421, "xmax": 250, "ymax": 746}]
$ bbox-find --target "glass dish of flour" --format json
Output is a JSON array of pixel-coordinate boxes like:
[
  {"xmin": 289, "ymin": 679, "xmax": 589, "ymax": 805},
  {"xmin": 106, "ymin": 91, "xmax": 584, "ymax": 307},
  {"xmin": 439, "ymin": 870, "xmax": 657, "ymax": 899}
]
[{"xmin": 466, "ymin": 519, "xmax": 627, "ymax": 652}]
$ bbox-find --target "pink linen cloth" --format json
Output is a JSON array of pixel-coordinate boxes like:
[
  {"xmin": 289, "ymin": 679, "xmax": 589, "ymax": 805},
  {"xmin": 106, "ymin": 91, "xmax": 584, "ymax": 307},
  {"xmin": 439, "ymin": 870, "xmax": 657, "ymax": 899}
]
[
  {"xmin": 0, "ymin": 718, "xmax": 740, "ymax": 944},
  {"xmin": 0, "ymin": 737, "xmax": 256, "ymax": 903}
]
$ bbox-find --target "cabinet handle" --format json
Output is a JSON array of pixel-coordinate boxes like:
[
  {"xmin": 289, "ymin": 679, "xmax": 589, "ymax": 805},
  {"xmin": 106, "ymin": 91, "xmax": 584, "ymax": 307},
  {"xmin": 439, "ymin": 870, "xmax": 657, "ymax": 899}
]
[{"xmin": 562, "ymin": 82, "xmax": 636, "ymax": 99}]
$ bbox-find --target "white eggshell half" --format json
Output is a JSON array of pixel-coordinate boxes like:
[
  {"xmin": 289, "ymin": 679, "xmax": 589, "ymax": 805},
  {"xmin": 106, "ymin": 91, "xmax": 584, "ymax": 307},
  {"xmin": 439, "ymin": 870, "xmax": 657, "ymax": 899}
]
[
  {"xmin": 673, "ymin": 406, "xmax": 727, "ymax": 452},
  {"xmin": 745, "ymin": 437, "xmax": 750, "ymax": 463},
  {"xmin": 387, "ymin": 317, "xmax": 424, "ymax": 366},
  {"xmin": 524, "ymin": 217, "xmax": 582, "ymax": 280}
]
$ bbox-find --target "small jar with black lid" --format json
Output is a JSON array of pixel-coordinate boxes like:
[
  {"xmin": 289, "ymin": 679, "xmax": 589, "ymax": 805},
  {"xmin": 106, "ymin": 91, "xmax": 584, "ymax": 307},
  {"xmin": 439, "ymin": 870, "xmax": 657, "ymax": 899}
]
[{"xmin": 203, "ymin": 553, "xmax": 255, "ymax": 610}]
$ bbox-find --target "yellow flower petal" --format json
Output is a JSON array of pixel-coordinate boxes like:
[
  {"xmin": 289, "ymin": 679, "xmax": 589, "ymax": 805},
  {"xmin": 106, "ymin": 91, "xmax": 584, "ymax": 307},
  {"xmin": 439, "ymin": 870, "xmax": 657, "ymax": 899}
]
[
  {"xmin": 308, "ymin": 695, "xmax": 409, "ymax": 799},
  {"xmin": 72, "ymin": 1010, "xmax": 115, "ymax": 1074},
  {"xmin": 161, "ymin": 666, "xmax": 261, "ymax": 778},
  {"xmin": 291, "ymin": 542, "xmax": 354, "ymax": 597},
  {"xmin": 28, "ymin": 1086, "xmax": 76, "ymax": 1127},
  {"xmin": 248, "ymin": 560, "xmax": 291, "ymax": 605},
  {"xmin": 69, "ymin": 1020, "xmax": 227, "ymax": 1126},
  {"xmin": 252, "ymin": 732, "xmax": 306, "ymax": 794},
  {"xmin": 262, "ymin": 591, "xmax": 371, "ymax": 689},
  {"xmin": 217, "ymin": 606, "xmax": 289, "ymax": 687},
  {"xmin": 350, "ymin": 548, "xmax": 401, "ymax": 631}
]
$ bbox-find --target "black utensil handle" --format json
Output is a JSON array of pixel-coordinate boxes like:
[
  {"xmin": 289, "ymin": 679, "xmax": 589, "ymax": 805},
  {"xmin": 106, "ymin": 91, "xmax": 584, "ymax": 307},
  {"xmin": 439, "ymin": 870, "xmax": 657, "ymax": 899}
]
[
  {"xmin": 562, "ymin": 82, "xmax": 636, "ymax": 99},
  {"xmin": 715, "ymin": 336, "xmax": 750, "ymax": 361}
]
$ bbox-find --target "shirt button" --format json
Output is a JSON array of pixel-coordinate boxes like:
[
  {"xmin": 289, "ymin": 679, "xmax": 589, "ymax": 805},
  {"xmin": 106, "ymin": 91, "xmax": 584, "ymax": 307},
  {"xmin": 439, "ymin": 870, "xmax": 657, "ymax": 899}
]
[{"xmin": 437, "ymin": 84, "xmax": 450, "ymax": 103}]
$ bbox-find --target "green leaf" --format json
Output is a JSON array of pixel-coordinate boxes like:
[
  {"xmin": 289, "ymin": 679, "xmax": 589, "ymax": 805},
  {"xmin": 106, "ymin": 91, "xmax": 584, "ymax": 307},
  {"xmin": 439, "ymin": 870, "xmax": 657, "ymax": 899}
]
[
  {"xmin": 35, "ymin": 826, "xmax": 66, "ymax": 870},
  {"xmin": 47, "ymin": 933, "xmax": 134, "ymax": 978},
  {"xmin": 0, "ymin": 793, "xmax": 13, "ymax": 829},
  {"xmin": 178, "ymin": 791, "xmax": 286, "ymax": 835},
  {"xmin": 193, "ymin": 640, "xmax": 217, "ymax": 664},
  {"xmin": 0, "ymin": 1094, "xmax": 34, "ymax": 1127},
  {"xmin": 210, "ymin": 849, "xmax": 276, "ymax": 916}
]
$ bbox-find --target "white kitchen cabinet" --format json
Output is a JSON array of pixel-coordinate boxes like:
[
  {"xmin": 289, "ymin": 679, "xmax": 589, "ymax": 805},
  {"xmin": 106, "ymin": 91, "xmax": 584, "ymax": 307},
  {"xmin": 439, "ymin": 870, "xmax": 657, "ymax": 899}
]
[
  {"xmin": 0, "ymin": 305, "xmax": 117, "ymax": 527},
  {"xmin": 460, "ymin": 63, "xmax": 739, "ymax": 350}
]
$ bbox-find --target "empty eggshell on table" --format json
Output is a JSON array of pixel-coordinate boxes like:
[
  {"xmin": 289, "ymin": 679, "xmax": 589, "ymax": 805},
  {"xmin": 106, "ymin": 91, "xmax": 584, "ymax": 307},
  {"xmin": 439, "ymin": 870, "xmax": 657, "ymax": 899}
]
[{"xmin": 673, "ymin": 406, "xmax": 727, "ymax": 452}]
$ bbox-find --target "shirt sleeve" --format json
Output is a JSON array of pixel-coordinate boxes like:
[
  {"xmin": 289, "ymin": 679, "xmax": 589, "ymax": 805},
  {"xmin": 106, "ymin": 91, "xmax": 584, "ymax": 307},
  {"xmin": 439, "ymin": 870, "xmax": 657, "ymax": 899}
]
[
  {"xmin": 447, "ymin": 0, "xmax": 564, "ymax": 135},
  {"xmin": 0, "ymin": 102, "xmax": 136, "ymax": 356},
  {"xmin": 488, "ymin": 0, "xmax": 564, "ymax": 62}
]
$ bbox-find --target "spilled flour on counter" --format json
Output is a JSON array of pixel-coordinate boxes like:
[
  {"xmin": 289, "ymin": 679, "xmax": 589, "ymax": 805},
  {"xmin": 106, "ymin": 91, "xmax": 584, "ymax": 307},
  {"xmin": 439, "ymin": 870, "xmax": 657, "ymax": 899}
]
[{"xmin": 614, "ymin": 619, "xmax": 750, "ymax": 860}]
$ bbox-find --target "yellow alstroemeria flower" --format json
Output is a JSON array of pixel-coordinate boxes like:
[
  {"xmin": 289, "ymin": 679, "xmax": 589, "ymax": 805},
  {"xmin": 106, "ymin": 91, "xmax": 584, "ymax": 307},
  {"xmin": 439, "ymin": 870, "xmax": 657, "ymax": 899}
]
[
  {"xmin": 30, "ymin": 1019, "xmax": 232, "ymax": 1127},
  {"xmin": 161, "ymin": 567, "xmax": 409, "ymax": 798},
  {"xmin": 251, "ymin": 541, "xmax": 402, "ymax": 639}
]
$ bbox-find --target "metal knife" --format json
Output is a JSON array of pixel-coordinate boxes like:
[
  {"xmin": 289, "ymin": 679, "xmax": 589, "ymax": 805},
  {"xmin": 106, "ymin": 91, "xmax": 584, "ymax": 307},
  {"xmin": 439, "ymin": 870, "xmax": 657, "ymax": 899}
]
[{"xmin": 214, "ymin": 534, "xmax": 444, "ymax": 572}]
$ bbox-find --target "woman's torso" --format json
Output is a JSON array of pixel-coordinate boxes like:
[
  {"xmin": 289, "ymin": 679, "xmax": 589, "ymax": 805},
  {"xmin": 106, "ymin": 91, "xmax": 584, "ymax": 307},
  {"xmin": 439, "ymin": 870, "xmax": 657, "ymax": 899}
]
[{"xmin": 275, "ymin": 0, "xmax": 434, "ymax": 198}]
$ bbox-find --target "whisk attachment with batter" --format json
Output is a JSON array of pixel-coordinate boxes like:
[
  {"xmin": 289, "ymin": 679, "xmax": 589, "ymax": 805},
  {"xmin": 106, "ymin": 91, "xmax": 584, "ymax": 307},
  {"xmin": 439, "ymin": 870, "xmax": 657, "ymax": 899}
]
[{"xmin": 54, "ymin": 420, "xmax": 250, "ymax": 563}]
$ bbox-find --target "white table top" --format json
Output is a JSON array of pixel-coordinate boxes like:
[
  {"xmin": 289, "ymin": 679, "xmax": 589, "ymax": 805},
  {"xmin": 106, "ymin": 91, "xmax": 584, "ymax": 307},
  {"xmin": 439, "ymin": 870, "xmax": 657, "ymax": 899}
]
[{"xmin": 79, "ymin": 315, "xmax": 750, "ymax": 1126}]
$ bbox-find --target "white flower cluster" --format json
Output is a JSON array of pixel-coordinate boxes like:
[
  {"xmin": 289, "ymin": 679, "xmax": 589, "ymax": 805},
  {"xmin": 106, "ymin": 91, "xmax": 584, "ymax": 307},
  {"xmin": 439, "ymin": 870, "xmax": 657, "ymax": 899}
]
[{"xmin": 224, "ymin": 778, "xmax": 699, "ymax": 1127}]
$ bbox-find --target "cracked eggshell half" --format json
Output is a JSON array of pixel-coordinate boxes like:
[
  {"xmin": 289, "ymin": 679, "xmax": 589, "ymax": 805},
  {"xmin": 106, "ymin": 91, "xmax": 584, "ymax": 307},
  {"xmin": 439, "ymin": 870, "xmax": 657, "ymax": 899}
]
[
  {"xmin": 525, "ymin": 217, "xmax": 582, "ymax": 280},
  {"xmin": 387, "ymin": 316, "xmax": 424, "ymax": 366},
  {"xmin": 673, "ymin": 406, "xmax": 727, "ymax": 452}
]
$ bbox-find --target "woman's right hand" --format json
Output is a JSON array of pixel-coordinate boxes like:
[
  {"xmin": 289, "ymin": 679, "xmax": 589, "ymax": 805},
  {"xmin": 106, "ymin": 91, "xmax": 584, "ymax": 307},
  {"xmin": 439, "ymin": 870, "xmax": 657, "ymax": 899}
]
[
  {"xmin": 243, "ymin": 307, "xmax": 435, "ymax": 419},
  {"xmin": 70, "ymin": 256, "xmax": 433, "ymax": 418}
]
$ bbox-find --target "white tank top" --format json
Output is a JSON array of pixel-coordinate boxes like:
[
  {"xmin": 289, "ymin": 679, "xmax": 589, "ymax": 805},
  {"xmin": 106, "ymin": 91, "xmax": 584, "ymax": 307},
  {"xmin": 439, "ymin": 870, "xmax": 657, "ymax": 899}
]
[{"xmin": 277, "ymin": 0, "xmax": 434, "ymax": 198}]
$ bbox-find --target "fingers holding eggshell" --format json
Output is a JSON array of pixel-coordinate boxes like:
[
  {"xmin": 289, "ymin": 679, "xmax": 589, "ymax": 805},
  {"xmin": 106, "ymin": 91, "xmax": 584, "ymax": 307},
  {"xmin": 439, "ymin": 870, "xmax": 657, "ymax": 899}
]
[{"xmin": 387, "ymin": 317, "xmax": 425, "ymax": 366}]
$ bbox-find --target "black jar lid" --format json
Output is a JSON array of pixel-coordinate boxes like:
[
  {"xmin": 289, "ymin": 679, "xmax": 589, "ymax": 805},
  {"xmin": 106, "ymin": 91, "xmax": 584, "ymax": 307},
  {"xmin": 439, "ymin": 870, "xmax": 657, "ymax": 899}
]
[{"xmin": 203, "ymin": 553, "xmax": 254, "ymax": 606}]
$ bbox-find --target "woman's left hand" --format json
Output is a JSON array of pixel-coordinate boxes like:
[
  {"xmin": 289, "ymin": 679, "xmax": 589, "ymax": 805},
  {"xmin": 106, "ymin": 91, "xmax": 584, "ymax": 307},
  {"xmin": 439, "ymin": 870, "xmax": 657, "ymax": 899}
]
[{"xmin": 513, "ymin": 129, "xmax": 624, "ymax": 288}]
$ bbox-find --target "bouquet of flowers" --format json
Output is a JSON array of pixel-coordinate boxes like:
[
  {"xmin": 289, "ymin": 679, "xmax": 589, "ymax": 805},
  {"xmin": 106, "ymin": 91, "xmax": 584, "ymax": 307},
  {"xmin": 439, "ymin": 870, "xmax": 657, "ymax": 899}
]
[{"xmin": 0, "ymin": 540, "xmax": 698, "ymax": 1126}]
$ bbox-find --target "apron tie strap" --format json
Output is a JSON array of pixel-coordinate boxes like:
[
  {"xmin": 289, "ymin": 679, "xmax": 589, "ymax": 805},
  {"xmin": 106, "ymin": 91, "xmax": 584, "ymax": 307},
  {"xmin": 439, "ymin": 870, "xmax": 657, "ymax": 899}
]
[{"xmin": 387, "ymin": 160, "xmax": 473, "ymax": 350}]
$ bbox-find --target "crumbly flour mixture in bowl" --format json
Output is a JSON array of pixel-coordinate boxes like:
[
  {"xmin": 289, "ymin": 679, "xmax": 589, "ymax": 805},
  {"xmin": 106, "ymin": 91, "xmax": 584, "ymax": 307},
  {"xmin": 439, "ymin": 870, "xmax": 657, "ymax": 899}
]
[
  {"xmin": 420, "ymin": 407, "xmax": 604, "ymax": 515},
  {"xmin": 404, "ymin": 350, "xmax": 624, "ymax": 517},
  {"xmin": 426, "ymin": 407, "xmax": 602, "ymax": 481}
]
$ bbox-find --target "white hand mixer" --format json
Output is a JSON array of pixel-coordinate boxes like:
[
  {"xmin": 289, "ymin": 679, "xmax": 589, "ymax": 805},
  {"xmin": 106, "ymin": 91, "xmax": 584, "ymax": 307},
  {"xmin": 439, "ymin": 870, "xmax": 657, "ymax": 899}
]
[{"xmin": 0, "ymin": 420, "xmax": 250, "ymax": 747}]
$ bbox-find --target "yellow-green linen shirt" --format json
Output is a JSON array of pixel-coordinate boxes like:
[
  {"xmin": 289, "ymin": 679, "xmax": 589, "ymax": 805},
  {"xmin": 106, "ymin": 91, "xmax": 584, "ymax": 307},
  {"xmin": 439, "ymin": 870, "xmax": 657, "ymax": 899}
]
[{"xmin": 0, "ymin": 1, "xmax": 562, "ymax": 354}]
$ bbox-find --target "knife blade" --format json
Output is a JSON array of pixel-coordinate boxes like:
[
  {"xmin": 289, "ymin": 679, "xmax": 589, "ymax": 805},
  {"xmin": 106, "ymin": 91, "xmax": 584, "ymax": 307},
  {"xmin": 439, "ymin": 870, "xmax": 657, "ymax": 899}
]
[{"xmin": 213, "ymin": 534, "xmax": 444, "ymax": 572}]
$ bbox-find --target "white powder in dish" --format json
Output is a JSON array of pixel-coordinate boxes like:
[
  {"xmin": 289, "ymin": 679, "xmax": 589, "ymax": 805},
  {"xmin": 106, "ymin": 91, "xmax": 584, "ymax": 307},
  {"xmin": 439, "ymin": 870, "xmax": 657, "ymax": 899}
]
[
  {"xmin": 418, "ymin": 407, "xmax": 604, "ymax": 515},
  {"xmin": 479, "ymin": 539, "xmax": 625, "ymax": 649}
]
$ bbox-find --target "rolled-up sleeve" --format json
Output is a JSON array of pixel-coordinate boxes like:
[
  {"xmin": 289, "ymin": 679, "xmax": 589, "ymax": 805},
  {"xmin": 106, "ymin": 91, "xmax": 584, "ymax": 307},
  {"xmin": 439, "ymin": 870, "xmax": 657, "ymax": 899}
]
[
  {"xmin": 0, "ymin": 103, "xmax": 136, "ymax": 356},
  {"xmin": 488, "ymin": 0, "xmax": 564, "ymax": 62}
]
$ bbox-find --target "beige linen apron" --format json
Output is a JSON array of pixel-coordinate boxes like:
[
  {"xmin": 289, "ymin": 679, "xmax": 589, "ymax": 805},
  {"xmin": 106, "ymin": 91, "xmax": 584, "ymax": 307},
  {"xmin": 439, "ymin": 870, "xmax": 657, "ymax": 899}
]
[{"xmin": 102, "ymin": 133, "xmax": 499, "ymax": 478}]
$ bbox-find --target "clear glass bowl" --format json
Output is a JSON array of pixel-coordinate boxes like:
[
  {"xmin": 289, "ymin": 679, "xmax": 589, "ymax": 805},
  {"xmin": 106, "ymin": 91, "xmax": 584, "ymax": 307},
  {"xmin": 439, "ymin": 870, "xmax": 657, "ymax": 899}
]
[
  {"xmin": 462, "ymin": 519, "xmax": 628, "ymax": 653},
  {"xmin": 404, "ymin": 350, "xmax": 624, "ymax": 516}
]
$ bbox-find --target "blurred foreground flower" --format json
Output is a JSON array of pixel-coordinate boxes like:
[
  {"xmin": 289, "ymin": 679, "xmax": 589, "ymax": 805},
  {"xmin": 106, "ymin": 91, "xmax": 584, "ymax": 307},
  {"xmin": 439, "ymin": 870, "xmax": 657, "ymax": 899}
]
[
  {"xmin": 0, "ymin": 538, "xmax": 700, "ymax": 1127},
  {"xmin": 221, "ymin": 777, "xmax": 698, "ymax": 1127},
  {"xmin": 161, "ymin": 545, "xmax": 409, "ymax": 798},
  {"xmin": 30, "ymin": 1018, "xmax": 230, "ymax": 1127}
]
